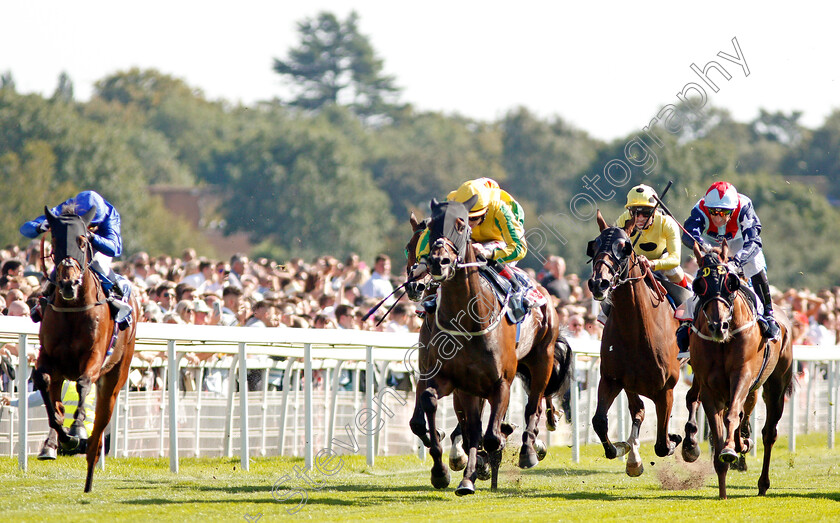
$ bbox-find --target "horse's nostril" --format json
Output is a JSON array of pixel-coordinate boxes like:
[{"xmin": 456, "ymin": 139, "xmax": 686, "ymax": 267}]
[
  {"xmin": 441, "ymin": 258, "xmax": 451, "ymax": 267},
  {"xmin": 598, "ymin": 280, "xmax": 610, "ymax": 291},
  {"xmin": 721, "ymin": 321, "xmax": 729, "ymax": 331},
  {"xmin": 587, "ymin": 279, "xmax": 595, "ymax": 292}
]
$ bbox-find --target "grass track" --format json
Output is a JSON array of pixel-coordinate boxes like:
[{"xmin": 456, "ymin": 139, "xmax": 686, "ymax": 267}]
[{"xmin": 2, "ymin": 433, "xmax": 840, "ymax": 521}]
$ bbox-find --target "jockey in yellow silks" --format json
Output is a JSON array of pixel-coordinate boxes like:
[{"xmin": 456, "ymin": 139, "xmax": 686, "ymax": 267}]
[
  {"xmin": 615, "ymin": 184, "xmax": 688, "ymax": 288},
  {"xmin": 415, "ymin": 177, "xmax": 527, "ymax": 264},
  {"xmin": 413, "ymin": 178, "xmax": 532, "ymax": 315}
]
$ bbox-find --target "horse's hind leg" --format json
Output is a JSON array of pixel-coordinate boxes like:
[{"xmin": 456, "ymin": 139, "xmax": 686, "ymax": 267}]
[
  {"xmin": 455, "ymin": 394, "xmax": 482, "ymax": 496},
  {"xmin": 483, "ymin": 379, "xmax": 511, "ymax": 454},
  {"xmin": 84, "ymin": 357, "xmax": 131, "ymax": 492},
  {"xmin": 70, "ymin": 376, "xmax": 93, "ymax": 440},
  {"xmin": 682, "ymin": 379, "xmax": 702, "ymax": 462},
  {"xmin": 410, "ymin": 378, "xmax": 433, "ymax": 447},
  {"xmin": 519, "ymin": 361, "xmax": 551, "ymax": 469},
  {"xmin": 592, "ymin": 376, "xmax": 627, "ymax": 459},
  {"xmin": 757, "ymin": 369, "xmax": 790, "ymax": 495}
]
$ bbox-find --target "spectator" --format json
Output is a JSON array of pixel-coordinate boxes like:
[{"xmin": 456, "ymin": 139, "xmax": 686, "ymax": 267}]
[
  {"xmin": 193, "ymin": 299, "xmax": 211, "ymax": 326},
  {"xmin": 220, "ymin": 286, "xmax": 244, "ymax": 326},
  {"xmin": 174, "ymin": 300, "xmax": 195, "ymax": 324},
  {"xmin": 245, "ymin": 300, "xmax": 276, "ymax": 327},
  {"xmin": 539, "ymin": 255, "xmax": 571, "ymax": 302},
  {"xmin": 360, "ymin": 254, "xmax": 393, "ymax": 304},
  {"xmin": 228, "ymin": 253, "xmax": 248, "ymax": 290},
  {"xmin": 335, "ymin": 304, "xmax": 356, "ymax": 329}
]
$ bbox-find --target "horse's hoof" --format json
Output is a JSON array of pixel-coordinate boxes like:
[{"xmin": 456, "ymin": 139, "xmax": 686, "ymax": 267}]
[
  {"xmin": 430, "ymin": 468, "xmax": 451, "ymax": 489},
  {"xmin": 476, "ymin": 452, "xmax": 491, "ymax": 481},
  {"xmin": 68, "ymin": 423, "xmax": 88, "ymax": 440},
  {"xmin": 682, "ymin": 443, "xmax": 700, "ymax": 463},
  {"xmin": 37, "ymin": 445, "xmax": 57, "ymax": 460},
  {"xmin": 741, "ymin": 438, "xmax": 754, "ymax": 454},
  {"xmin": 455, "ymin": 479, "xmax": 475, "ymax": 496},
  {"xmin": 612, "ymin": 441, "xmax": 631, "ymax": 459},
  {"xmin": 731, "ymin": 454, "xmax": 748, "ymax": 472},
  {"xmin": 535, "ymin": 439, "xmax": 547, "ymax": 461},
  {"xmin": 626, "ymin": 462, "xmax": 644, "ymax": 477},
  {"xmin": 546, "ymin": 412, "xmax": 558, "ymax": 432},
  {"xmin": 449, "ymin": 452, "xmax": 467, "ymax": 472},
  {"xmin": 719, "ymin": 448, "xmax": 738, "ymax": 463},
  {"xmin": 518, "ymin": 446, "xmax": 539, "ymax": 469},
  {"xmin": 60, "ymin": 436, "xmax": 80, "ymax": 452},
  {"xmin": 436, "ymin": 428, "xmax": 446, "ymax": 441},
  {"xmin": 483, "ymin": 433, "xmax": 503, "ymax": 453}
]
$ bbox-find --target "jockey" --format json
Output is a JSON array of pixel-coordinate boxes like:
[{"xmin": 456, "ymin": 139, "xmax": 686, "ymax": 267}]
[
  {"xmin": 676, "ymin": 181, "xmax": 780, "ymax": 349},
  {"xmin": 598, "ymin": 184, "xmax": 688, "ymax": 324},
  {"xmin": 20, "ymin": 190, "xmax": 134, "ymax": 331},
  {"xmin": 414, "ymin": 178, "xmax": 531, "ymax": 313}
]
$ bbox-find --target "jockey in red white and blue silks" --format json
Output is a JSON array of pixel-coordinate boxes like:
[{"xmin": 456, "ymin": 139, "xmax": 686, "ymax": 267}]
[
  {"xmin": 678, "ymin": 181, "xmax": 780, "ymax": 343},
  {"xmin": 20, "ymin": 190, "xmax": 133, "ymax": 329}
]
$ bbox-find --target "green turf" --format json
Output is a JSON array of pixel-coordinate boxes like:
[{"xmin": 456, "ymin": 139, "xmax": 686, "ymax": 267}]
[{"xmin": 2, "ymin": 433, "xmax": 840, "ymax": 522}]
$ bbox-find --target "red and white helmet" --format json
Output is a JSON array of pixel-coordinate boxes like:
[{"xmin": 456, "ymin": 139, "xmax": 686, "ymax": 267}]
[{"xmin": 704, "ymin": 181, "xmax": 738, "ymax": 209}]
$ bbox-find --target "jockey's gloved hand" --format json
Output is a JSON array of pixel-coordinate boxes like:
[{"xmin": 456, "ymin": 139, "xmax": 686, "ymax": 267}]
[
  {"xmin": 472, "ymin": 244, "xmax": 493, "ymax": 260},
  {"xmin": 697, "ymin": 240, "xmax": 713, "ymax": 254},
  {"xmin": 731, "ymin": 253, "xmax": 747, "ymax": 268}
]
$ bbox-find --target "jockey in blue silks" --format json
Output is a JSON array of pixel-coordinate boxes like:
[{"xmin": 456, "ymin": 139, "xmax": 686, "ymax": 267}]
[
  {"xmin": 21, "ymin": 190, "xmax": 133, "ymax": 330},
  {"xmin": 675, "ymin": 181, "xmax": 780, "ymax": 351}
]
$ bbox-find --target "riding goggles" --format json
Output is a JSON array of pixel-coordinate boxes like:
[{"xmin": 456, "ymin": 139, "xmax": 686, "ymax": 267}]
[
  {"xmin": 629, "ymin": 207, "xmax": 654, "ymax": 218},
  {"xmin": 708, "ymin": 208, "xmax": 733, "ymax": 218}
]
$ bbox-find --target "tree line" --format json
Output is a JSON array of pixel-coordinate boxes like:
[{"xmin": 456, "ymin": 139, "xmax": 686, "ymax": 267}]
[{"xmin": 1, "ymin": 11, "xmax": 839, "ymax": 289}]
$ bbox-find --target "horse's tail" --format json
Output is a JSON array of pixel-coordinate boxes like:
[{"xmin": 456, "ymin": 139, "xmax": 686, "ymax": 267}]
[{"xmin": 518, "ymin": 334, "xmax": 573, "ymax": 400}]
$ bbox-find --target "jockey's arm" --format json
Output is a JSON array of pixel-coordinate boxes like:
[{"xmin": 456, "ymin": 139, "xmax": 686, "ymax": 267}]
[
  {"xmin": 651, "ymin": 216, "xmax": 682, "ymax": 272},
  {"xmin": 491, "ymin": 204, "xmax": 526, "ymax": 263},
  {"xmin": 681, "ymin": 206, "xmax": 711, "ymax": 251},
  {"xmin": 731, "ymin": 204, "xmax": 762, "ymax": 267},
  {"xmin": 89, "ymin": 214, "xmax": 123, "ymax": 258}
]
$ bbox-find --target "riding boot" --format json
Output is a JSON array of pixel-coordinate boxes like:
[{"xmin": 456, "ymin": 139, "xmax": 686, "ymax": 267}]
[
  {"xmin": 496, "ymin": 263, "xmax": 533, "ymax": 314},
  {"xmin": 29, "ymin": 281, "xmax": 56, "ymax": 323},
  {"xmin": 107, "ymin": 276, "xmax": 133, "ymax": 331},
  {"xmin": 751, "ymin": 270, "xmax": 780, "ymax": 341},
  {"xmin": 676, "ymin": 322, "xmax": 690, "ymax": 353}
]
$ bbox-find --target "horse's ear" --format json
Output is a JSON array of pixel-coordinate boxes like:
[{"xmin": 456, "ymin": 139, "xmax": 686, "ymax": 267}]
[
  {"xmin": 596, "ymin": 209, "xmax": 608, "ymax": 231},
  {"xmin": 409, "ymin": 212, "xmax": 420, "ymax": 231},
  {"xmin": 622, "ymin": 218, "xmax": 635, "ymax": 235},
  {"xmin": 720, "ymin": 238, "xmax": 729, "ymax": 260},
  {"xmin": 692, "ymin": 241, "xmax": 704, "ymax": 263},
  {"xmin": 463, "ymin": 195, "xmax": 479, "ymax": 214},
  {"xmin": 45, "ymin": 206, "xmax": 56, "ymax": 220},
  {"xmin": 430, "ymin": 198, "xmax": 440, "ymax": 211},
  {"xmin": 81, "ymin": 205, "xmax": 96, "ymax": 227}
]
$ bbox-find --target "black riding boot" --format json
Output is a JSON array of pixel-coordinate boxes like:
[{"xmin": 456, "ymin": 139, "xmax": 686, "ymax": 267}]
[
  {"xmin": 30, "ymin": 281, "xmax": 56, "ymax": 323},
  {"xmin": 751, "ymin": 270, "xmax": 781, "ymax": 341},
  {"xmin": 676, "ymin": 322, "xmax": 690, "ymax": 353}
]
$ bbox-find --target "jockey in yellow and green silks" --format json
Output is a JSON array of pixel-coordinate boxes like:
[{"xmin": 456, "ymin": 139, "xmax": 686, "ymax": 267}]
[{"xmin": 415, "ymin": 178, "xmax": 527, "ymax": 265}]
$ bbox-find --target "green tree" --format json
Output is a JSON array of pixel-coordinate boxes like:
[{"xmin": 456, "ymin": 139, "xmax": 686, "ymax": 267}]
[
  {"xmin": 273, "ymin": 11, "xmax": 400, "ymax": 117},
  {"xmin": 52, "ymin": 71, "xmax": 74, "ymax": 103}
]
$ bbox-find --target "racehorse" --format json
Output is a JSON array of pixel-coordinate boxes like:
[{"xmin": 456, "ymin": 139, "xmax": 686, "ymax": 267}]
[
  {"xmin": 407, "ymin": 198, "xmax": 567, "ymax": 495},
  {"xmin": 31, "ymin": 206, "xmax": 138, "ymax": 492},
  {"xmin": 404, "ymin": 213, "xmax": 568, "ymax": 485},
  {"xmin": 681, "ymin": 241, "xmax": 793, "ymax": 499},
  {"xmin": 586, "ymin": 210, "xmax": 682, "ymax": 476}
]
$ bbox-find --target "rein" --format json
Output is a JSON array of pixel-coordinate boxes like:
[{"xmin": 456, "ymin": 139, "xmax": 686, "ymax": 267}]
[{"xmin": 50, "ymin": 237, "xmax": 108, "ymax": 313}]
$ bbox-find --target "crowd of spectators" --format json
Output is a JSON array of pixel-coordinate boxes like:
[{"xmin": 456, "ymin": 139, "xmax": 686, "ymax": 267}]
[{"xmin": 0, "ymin": 240, "xmax": 838, "ymax": 393}]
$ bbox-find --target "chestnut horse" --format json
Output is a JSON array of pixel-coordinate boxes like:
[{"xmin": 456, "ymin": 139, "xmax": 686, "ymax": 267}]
[
  {"xmin": 586, "ymin": 210, "xmax": 682, "ymax": 476},
  {"xmin": 682, "ymin": 241, "xmax": 793, "ymax": 499},
  {"xmin": 31, "ymin": 206, "xmax": 138, "ymax": 492},
  {"xmin": 407, "ymin": 198, "xmax": 565, "ymax": 495}
]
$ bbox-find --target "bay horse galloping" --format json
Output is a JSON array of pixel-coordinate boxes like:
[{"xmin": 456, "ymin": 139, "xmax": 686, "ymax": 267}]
[
  {"xmin": 587, "ymin": 210, "xmax": 682, "ymax": 476},
  {"xmin": 408, "ymin": 198, "xmax": 564, "ymax": 495},
  {"xmin": 32, "ymin": 206, "xmax": 138, "ymax": 492},
  {"xmin": 683, "ymin": 241, "xmax": 792, "ymax": 499}
]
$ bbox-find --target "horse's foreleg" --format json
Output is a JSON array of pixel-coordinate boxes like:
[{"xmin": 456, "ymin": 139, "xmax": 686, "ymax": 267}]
[
  {"xmin": 483, "ymin": 379, "xmax": 511, "ymax": 454},
  {"xmin": 410, "ymin": 378, "xmax": 432, "ymax": 447},
  {"xmin": 592, "ymin": 376, "xmax": 626, "ymax": 459},
  {"xmin": 420, "ymin": 385, "xmax": 450, "ymax": 489},
  {"xmin": 682, "ymin": 379, "xmax": 702, "ymax": 462},
  {"xmin": 32, "ymin": 368, "xmax": 73, "ymax": 449},
  {"xmin": 721, "ymin": 375, "xmax": 751, "ymax": 463},
  {"xmin": 652, "ymin": 387, "xmax": 681, "ymax": 458},
  {"xmin": 85, "ymin": 365, "xmax": 125, "ymax": 493}
]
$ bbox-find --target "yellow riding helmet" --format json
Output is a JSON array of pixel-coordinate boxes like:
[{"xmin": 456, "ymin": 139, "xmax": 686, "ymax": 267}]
[
  {"xmin": 447, "ymin": 178, "xmax": 499, "ymax": 217},
  {"xmin": 625, "ymin": 184, "xmax": 658, "ymax": 209}
]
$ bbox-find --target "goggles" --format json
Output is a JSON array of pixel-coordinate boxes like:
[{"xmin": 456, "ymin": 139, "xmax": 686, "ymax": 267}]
[
  {"xmin": 708, "ymin": 208, "xmax": 733, "ymax": 218},
  {"xmin": 629, "ymin": 207, "xmax": 654, "ymax": 218}
]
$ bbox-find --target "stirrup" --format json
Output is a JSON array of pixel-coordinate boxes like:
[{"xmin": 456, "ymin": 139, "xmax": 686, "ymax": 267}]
[{"xmin": 30, "ymin": 304, "xmax": 43, "ymax": 323}]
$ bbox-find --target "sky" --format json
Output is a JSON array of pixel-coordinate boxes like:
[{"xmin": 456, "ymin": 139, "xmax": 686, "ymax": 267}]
[{"xmin": 2, "ymin": 1, "xmax": 838, "ymax": 141}]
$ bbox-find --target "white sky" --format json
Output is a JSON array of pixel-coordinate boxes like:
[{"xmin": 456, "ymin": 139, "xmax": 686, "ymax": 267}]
[{"xmin": 2, "ymin": 1, "xmax": 837, "ymax": 141}]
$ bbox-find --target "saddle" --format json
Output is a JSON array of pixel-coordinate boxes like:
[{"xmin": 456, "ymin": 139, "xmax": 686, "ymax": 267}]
[{"xmin": 479, "ymin": 264, "xmax": 546, "ymax": 324}]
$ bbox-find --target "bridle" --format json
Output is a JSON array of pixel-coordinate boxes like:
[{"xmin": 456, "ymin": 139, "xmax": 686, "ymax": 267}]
[
  {"xmin": 588, "ymin": 231, "xmax": 645, "ymax": 300},
  {"xmin": 50, "ymin": 224, "xmax": 106, "ymax": 312},
  {"xmin": 691, "ymin": 261, "xmax": 756, "ymax": 341}
]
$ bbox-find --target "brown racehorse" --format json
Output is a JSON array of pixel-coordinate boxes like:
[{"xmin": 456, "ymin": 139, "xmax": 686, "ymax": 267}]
[
  {"xmin": 682, "ymin": 241, "xmax": 793, "ymax": 499},
  {"xmin": 407, "ymin": 198, "xmax": 565, "ymax": 495},
  {"xmin": 404, "ymin": 213, "xmax": 569, "ymax": 484},
  {"xmin": 587, "ymin": 210, "xmax": 682, "ymax": 476},
  {"xmin": 31, "ymin": 206, "xmax": 138, "ymax": 492}
]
